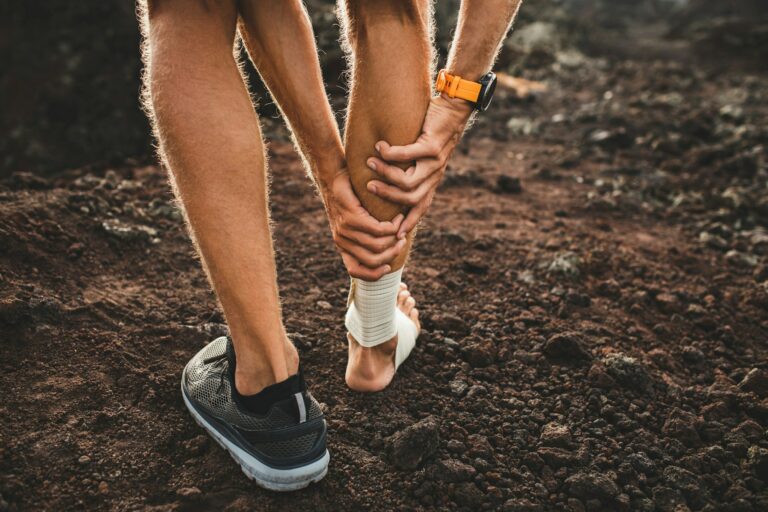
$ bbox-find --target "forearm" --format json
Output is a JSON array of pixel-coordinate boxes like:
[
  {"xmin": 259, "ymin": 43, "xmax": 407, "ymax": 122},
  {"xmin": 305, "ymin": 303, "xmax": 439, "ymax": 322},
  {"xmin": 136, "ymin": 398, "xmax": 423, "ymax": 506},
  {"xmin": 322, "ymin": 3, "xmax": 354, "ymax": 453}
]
[
  {"xmin": 446, "ymin": 0, "xmax": 522, "ymax": 80},
  {"xmin": 238, "ymin": 0, "xmax": 343, "ymax": 192}
]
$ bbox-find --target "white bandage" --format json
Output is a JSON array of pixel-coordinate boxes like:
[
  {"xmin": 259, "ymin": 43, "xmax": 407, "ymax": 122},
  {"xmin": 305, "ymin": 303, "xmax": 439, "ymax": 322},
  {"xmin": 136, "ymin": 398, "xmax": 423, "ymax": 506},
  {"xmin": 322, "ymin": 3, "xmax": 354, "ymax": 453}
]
[{"xmin": 345, "ymin": 269, "xmax": 403, "ymax": 347}]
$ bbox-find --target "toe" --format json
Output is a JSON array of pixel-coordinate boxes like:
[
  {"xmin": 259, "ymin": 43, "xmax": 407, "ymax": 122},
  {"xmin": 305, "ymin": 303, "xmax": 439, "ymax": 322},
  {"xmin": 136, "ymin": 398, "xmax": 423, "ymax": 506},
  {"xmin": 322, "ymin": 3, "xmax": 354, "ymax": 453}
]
[
  {"xmin": 397, "ymin": 289, "xmax": 410, "ymax": 307},
  {"xmin": 409, "ymin": 308, "xmax": 420, "ymax": 330},
  {"xmin": 403, "ymin": 296, "xmax": 416, "ymax": 315},
  {"xmin": 400, "ymin": 282, "xmax": 408, "ymax": 290}
]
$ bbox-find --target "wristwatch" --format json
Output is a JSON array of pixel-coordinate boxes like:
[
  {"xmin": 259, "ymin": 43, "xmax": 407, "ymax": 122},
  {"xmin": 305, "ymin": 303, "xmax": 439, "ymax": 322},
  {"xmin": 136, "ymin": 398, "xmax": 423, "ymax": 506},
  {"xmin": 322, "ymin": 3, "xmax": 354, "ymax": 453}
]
[{"xmin": 435, "ymin": 69, "xmax": 497, "ymax": 112}]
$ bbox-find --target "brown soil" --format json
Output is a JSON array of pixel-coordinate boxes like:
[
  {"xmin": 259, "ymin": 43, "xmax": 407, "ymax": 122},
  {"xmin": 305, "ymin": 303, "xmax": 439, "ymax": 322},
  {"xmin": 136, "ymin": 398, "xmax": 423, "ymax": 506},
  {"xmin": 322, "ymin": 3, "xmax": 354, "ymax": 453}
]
[{"xmin": 2, "ymin": 28, "xmax": 768, "ymax": 512}]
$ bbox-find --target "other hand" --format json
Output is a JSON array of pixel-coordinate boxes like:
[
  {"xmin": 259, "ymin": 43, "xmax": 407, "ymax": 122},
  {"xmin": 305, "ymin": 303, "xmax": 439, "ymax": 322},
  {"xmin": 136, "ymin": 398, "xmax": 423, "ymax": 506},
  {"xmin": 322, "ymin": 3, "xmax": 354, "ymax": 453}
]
[{"xmin": 366, "ymin": 94, "xmax": 473, "ymax": 238}]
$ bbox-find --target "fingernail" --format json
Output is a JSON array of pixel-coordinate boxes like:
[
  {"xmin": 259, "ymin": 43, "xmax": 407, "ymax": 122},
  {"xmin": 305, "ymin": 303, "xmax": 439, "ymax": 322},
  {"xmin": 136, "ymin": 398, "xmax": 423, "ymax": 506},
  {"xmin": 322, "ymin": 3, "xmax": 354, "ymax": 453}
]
[
  {"xmin": 367, "ymin": 159, "xmax": 376, "ymax": 171},
  {"xmin": 375, "ymin": 143, "xmax": 382, "ymax": 152},
  {"xmin": 398, "ymin": 231, "xmax": 406, "ymax": 240},
  {"xmin": 384, "ymin": 265, "xmax": 391, "ymax": 272},
  {"xmin": 367, "ymin": 182, "xmax": 377, "ymax": 193},
  {"xmin": 394, "ymin": 214, "xmax": 404, "ymax": 224}
]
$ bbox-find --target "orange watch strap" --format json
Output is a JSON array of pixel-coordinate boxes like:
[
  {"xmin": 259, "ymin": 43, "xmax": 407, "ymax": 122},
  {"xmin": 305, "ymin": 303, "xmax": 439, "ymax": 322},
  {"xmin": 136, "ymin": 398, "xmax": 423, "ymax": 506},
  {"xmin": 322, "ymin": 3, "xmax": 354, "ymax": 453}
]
[{"xmin": 436, "ymin": 70, "xmax": 482, "ymax": 103}]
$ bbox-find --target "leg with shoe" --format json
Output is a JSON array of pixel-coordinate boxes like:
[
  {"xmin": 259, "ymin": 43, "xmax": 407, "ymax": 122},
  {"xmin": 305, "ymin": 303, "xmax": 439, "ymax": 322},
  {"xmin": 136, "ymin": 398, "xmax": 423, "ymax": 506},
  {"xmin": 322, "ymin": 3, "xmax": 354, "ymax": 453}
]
[{"xmin": 139, "ymin": 0, "xmax": 523, "ymax": 491}]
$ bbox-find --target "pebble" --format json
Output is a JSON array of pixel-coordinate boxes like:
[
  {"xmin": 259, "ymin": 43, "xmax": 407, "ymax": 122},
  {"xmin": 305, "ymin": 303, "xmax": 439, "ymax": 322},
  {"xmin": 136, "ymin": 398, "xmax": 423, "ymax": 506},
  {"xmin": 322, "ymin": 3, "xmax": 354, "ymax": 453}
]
[
  {"xmin": 176, "ymin": 486, "xmax": 201, "ymax": 497},
  {"xmin": 429, "ymin": 459, "xmax": 477, "ymax": 483},
  {"xmin": 543, "ymin": 332, "xmax": 592, "ymax": 363},
  {"xmin": 747, "ymin": 446, "xmax": 768, "ymax": 482},
  {"xmin": 738, "ymin": 368, "xmax": 768, "ymax": 397},
  {"xmin": 502, "ymin": 498, "xmax": 544, "ymax": 512},
  {"xmin": 386, "ymin": 416, "xmax": 440, "ymax": 470},
  {"xmin": 450, "ymin": 379, "xmax": 469, "ymax": 397},
  {"xmin": 428, "ymin": 312, "xmax": 470, "ymax": 335},
  {"xmin": 78, "ymin": 455, "xmax": 91, "ymax": 464},
  {"xmin": 496, "ymin": 175, "xmax": 523, "ymax": 194},
  {"xmin": 565, "ymin": 471, "xmax": 620, "ymax": 501},
  {"xmin": 602, "ymin": 353, "xmax": 653, "ymax": 393},
  {"xmin": 101, "ymin": 219, "xmax": 158, "ymax": 243},
  {"xmin": 453, "ymin": 482, "xmax": 484, "ymax": 508},
  {"xmin": 662, "ymin": 408, "xmax": 702, "ymax": 447},
  {"xmin": 540, "ymin": 422, "xmax": 573, "ymax": 448},
  {"xmin": 461, "ymin": 339, "xmax": 497, "ymax": 368}
]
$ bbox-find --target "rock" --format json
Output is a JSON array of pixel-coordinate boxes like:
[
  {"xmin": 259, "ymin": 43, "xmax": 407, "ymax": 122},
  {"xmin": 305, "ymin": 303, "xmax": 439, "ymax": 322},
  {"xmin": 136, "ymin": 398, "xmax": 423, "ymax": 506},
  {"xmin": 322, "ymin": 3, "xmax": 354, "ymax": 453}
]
[
  {"xmin": 540, "ymin": 422, "xmax": 573, "ymax": 448},
  {"xmin": 546, "ymin": 251, "xmax": 582, "ymax": 277},
  {"xmin": 430, "ymin": 459, "xmax": 477, "ymax": 483},
  {"xmin": 441, "ymin": 168, "xmax": 488, "ymax": 189},
  {"xmin": 461, "ymin": 339, "xmax": 497, "ymax": 368},
  {"xmin": 453, "ymin": 482, "xmax": 484, "ymax": 508},
  {"xmin": 450, "ymin": 379, "xmax": 469, "ymax": 397},
  {"xmin": 496, "ymin": 174, "xmax": 523, "ymax": 194},
  {"xmin": 102, "ymin": 219, "xmax": 158, "ymax": 243},
  {"xmin": 506, "ymin": 117, "xmax": 539, "ymax": 135},
  {"xmin": 663, "ymin": 466, "xmax": 703, "ymax": 502},
  {"xmin": 428, "ymin": 312, "xmax": 470, "ymax": 336},
  {"xmin": 651, "ymin": 486, "xmax": 686, "ymax": 512},
  {"xmin": 543, "ymin": 332, "xmax": 592, "ymax": 363},
  {"xmin": 725, "ymin": 250, "xmax": 758, "ymax": 268},
  {"xmin": 537, "ymin": 447, "xmax": 575, "ymax": 468},
  {"xmin": 655, "ymin": 293, "xmax": 681, "ymax": 314},
  {"xmin": 467, "ymin": 434, "xmax": 494, "ymax": 460},
  {"xmin": 746, "ymin": 446, "xmax": 768, "ymax": 483},
  {"xmin": 466, "ymin": 384, "xmax": 488, "ymax": 399},
  {"xmin": 502, "ymin": 498, "xmax": 544, "ymax": 512},
  {"xmin": 738, "ymin": 368, "xmax": 768, "ymax": 397},
  {"xmin": 78, "ymin": 455, "xmax": 91, "ymax": 464},
  {"xmin": 386, "ymin": 416, "xmax": 440, "ymax": 470},
  {"xmin": 566, "ymin": 471, "xmax": 620, "ymax": 502},
  {"xmin": 98, "ymin": 481, "xmax": 109, "ymax": 494},
  {"xmin": 626, "ymin": 452, "xmax": 655, "ymax": 475},
  {"xmin": 183, "ymin": 435, "xmax": 209, "ymax": 456},
  {"xmin": 588, "ymin": 363, "xmax": 615, "ymax": 388},
  {"xmin": 602, "ymin": 353, "xmax": 653, "ymax": 393},
  {"xmin": 662, "ymin": 408, "xmax": 702, "ymax": 447},
  {"xmin": 176, "ymin": 486, "xmax": 201, "ymax": 497},
  {"xmin": 462, "ymin": 258, "xmax": 489, "ymax": 275}
]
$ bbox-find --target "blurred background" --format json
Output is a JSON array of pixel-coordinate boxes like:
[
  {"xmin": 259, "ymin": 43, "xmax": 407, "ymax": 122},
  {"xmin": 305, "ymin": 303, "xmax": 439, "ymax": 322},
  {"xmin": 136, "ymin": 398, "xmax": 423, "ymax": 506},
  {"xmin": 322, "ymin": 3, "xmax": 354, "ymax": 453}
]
[{"xmin": 1, "ymin": 0, "xmax": 765, "ymax": 178}]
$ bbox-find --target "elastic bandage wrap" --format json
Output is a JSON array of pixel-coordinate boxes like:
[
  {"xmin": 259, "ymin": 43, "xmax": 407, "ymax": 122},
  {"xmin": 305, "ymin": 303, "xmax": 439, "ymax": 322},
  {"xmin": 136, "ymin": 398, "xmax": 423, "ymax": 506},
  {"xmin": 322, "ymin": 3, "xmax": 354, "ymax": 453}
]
[{"xmin": 345, "ymin": 269, "xmax": 403, "ymax": 347}]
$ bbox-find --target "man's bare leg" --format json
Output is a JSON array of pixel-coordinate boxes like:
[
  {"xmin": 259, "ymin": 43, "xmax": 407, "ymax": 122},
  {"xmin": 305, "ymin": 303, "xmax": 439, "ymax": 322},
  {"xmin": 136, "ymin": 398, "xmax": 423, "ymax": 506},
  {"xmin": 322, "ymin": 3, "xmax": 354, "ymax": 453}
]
[
  {"xmin": 141, "ymin": 0, "xmax": 296, "ymax": 395},
  {"xmin": 340, "ymin": 0, "xmax": 432, "ymax": 391}
]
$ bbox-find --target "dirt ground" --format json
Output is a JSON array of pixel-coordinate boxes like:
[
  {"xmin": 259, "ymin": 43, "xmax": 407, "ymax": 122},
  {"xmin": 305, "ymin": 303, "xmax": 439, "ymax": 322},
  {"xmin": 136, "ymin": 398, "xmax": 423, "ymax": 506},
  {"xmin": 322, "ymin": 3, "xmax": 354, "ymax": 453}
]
[{"xmin": 2, "ymin": 19, "xmax": 768, "ymax": 512}]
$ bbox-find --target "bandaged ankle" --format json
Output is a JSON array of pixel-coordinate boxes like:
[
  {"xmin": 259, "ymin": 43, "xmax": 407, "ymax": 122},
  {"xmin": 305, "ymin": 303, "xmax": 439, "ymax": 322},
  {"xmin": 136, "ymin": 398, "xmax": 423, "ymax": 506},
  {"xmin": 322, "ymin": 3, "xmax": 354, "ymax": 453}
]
[{"xmin": 345, "ymin": 268, "xmax": 403, "ymax": 347}]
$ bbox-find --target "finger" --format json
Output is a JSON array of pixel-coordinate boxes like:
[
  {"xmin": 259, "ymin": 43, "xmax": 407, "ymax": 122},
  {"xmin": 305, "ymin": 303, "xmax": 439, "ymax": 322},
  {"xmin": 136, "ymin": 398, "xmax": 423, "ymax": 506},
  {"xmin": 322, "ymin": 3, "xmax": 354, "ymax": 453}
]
[
  {"xmin": 337, "ymin": 235, "xmax": 407, "ymax": 269},
  {"xmin": 343, "ymin": 227, "xmax": 400, "ymax": 253},
  {"xmin": 346, "ymin": 211, "xmax": 401, "ymax": 237},
  {"xmin": 341, "ymin": 252, "xmax": 391, "ymax": 281},
  {"xmin": 376, "ymin": 139, "xmax": 440, "ymax": 162},
  {"xmin": 397, "ymin": 200, "xmax": 429, "ymax": 239},
  {"xmin": 367, "ymin": 179, "xmax": 428, "ymax": 207},
  {"xmin": 367, "ymin": 157, "xmax": 426, "ymax": 191}
]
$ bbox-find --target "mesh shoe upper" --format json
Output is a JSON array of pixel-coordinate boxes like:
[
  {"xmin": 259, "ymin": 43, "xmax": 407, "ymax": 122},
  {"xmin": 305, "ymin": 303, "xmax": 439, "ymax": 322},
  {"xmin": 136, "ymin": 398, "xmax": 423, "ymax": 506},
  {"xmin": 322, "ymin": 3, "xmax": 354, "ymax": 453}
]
[{"xmin": 182, "ymin": 336, "xmax": 326, "ymax": 467}]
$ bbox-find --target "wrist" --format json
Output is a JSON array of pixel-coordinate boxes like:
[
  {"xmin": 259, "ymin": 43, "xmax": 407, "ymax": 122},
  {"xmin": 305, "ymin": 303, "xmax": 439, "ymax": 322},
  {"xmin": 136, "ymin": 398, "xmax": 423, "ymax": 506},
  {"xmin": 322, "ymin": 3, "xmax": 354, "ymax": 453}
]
[{"xmin": 435, "ymin": 93, "xmax": 474, "ymax": 123}]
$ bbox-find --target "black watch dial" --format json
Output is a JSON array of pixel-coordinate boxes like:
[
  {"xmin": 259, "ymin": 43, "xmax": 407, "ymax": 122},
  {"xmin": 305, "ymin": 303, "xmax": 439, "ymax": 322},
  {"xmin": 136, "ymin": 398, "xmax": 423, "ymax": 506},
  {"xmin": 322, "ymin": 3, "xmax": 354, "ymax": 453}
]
[{"xmin": 477, "ymin": 72, "xmax": 497, "ymax": 112}]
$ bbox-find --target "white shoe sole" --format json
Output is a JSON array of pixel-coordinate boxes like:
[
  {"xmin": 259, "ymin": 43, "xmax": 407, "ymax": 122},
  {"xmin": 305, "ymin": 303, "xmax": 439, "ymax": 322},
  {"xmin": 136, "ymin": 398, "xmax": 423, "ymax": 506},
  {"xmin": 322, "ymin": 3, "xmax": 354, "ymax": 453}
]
[{"xmin": 181, "ymin": 383, "xmax": 330, "ymax": 492}]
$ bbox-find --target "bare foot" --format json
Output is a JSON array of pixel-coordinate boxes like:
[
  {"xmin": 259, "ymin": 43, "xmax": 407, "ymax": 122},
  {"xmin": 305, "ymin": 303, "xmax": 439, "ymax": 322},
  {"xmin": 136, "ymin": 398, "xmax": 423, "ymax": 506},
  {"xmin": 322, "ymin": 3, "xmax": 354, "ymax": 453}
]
[{"xmin": 345, "ymin": 283, "xmax": 421, "ymax": 392}]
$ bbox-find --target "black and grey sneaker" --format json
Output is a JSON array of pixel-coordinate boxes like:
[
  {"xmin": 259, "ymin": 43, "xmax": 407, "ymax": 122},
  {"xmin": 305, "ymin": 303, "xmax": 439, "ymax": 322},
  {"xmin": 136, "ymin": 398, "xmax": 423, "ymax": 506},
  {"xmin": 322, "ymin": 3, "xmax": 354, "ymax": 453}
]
[{"xmin": 181, "ymin": 336, "xmax": 329, "ymax": 491}]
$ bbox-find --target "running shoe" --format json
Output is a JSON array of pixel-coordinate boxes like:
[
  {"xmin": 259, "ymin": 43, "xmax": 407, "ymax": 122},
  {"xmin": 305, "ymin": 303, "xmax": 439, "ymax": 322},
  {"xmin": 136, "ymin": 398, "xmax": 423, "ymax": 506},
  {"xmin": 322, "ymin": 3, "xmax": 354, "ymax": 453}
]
[{"xmin": 181, "ymin": 336, "xmax": 329, "ymax": 491}]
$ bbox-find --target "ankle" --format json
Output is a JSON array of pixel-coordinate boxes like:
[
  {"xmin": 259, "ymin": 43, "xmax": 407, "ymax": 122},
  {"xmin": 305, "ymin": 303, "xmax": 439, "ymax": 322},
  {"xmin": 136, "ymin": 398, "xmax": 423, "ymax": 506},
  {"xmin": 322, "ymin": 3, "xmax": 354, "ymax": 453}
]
[{"xmin": 232, "ymin": 337, "xmax": 300, "ymax": 396}]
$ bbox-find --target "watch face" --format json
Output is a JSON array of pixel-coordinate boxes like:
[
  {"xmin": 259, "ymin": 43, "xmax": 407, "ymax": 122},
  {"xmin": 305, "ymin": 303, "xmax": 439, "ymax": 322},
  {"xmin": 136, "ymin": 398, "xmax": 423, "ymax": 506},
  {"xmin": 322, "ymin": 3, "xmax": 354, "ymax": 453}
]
[{"xmin": 479, "ymin": 73, "xmax": 497, "ymax": 112}]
